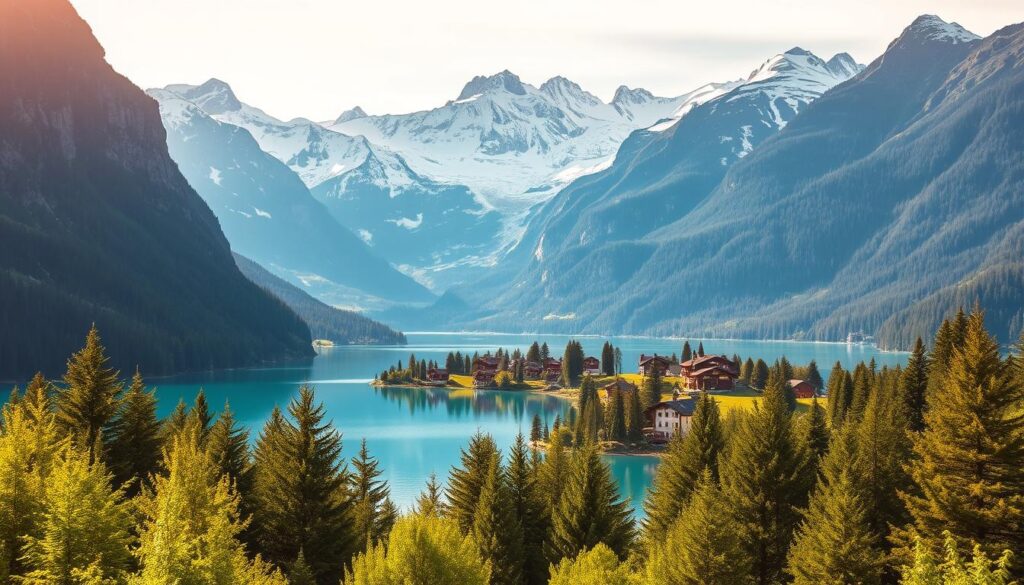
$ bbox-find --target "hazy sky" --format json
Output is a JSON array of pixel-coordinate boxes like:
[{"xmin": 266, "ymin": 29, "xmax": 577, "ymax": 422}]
[{"xmin": 70, "ymin": 0, "xmax": 1023, "ymax": 121}]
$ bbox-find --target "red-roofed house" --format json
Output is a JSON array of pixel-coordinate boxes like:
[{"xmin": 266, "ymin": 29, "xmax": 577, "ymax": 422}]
[
  {"xmin": 583, "ymin": 356, "xmax": 600, "ymax": 375},
  {"xmin": 680, "ymin": 355, "xmax": 738, "ymax": 390},
  {"xmin": 638, "ymin": 354, "xmax": 670, "ymax": 376},
  {"xmin": 543, "ymin": 358, "xmax": 562, "ymax": 381},
  {"xmin": 788, "ymin": 379, "xmax": 817, "ymax": 399}
]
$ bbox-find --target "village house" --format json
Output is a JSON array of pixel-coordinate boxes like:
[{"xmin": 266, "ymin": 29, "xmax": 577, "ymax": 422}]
[
  {"xmin": 645, "ymin": 399, "xmax": 696, "ymax": 442},
  {"xmin": 511, "ymin": 359, "xmax": 543, "ymax": 380},
  {"xmin": 473, "ymin": 369, "xmax": 495, "ymax": 388},
  {"xmin": 679, "ymin": 354, "xmax": 739, "ymax": 390},
  {"xmin": 638, "ymin": 354, "xmax": 671, "ymax": 376},
  {"xmin": 601, "ymin": 378, "xmax": 637, "ymax": 401},
  {"xmin": 583, "ymin": 356, "xmax": 601, "ymax": 376},
  {"xmin": 788, "ymin": 379, "xmax": 817, "ymax": 399},
  {"xmin": 543, "ymin": 357, "xmax": 562, "ymax": 381},
  {"xmin": 425, "ymin": 368, "xmax": 449, "ymax": 385},
  {"xmin": 473, "ymin": 356, "xmax": 499, "ymax": 374}
]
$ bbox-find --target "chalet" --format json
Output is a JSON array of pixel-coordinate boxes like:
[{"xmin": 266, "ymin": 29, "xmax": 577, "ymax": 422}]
[
  {"xmin": 638, "ymin": 354, "xmax": 671, "ymax": 376},
  {"xmin": 473, "ymin": 370, "xmax": 495, "ymax": 388},
  {"xmin": 601, "ymin": 378, "xmax": 637, "ymax": 401},
  {"xmin": 788, "ymin": 379, "xmax": 817, "ymax": 399},
  {"xmin": 512, "ymin": 359, "xmax": 543, "ymax": 380},
  {"xmin": 679, "ymin": 355, "xmax": 738, "ymax": 390},
  {"xmin": 543, "ymin": 358, "xmax": 562, "ymax": 381},
  {"xmin": 473, "ymin": 356, "xmax": 499, "ymax": 375},
  {"xmin": 583, "ymin": 356, "xmax": 601, "ymax": 376},
  {"xmin": 425, "ymin": 368, "xmax": 449, "ymax": 384},
  {"xmin": 645, "ymin": 399, "xmax": 696, "ymax": 442}
]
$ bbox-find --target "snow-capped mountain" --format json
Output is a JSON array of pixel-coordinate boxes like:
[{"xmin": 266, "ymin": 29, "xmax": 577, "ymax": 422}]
[
  {"xmin": 149, "ymin": 88, "xmax": 434, "ymax": 308},
  {"xmin": 328, "ymin": 71, "xmax": 710, "ymax": 207},
  {"xmin": 461, "ymin": 47, "xmax": 865, "ymax": 319},
  {"xmin": 157, "ymin": 80, "xmax": 501, "ymax": 291}
]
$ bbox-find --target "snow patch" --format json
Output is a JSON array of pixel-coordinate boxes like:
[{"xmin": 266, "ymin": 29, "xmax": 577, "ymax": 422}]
[
  {"xmin": 253, "ymin": 207, "xmax": 272, "ymax": 219},
  {"xmin": 357, "ymin": 229, "xmax": 374, "ymax": 244},
  {"xmin": 209, "ymin": 166, "xmax": 222, "ymax": 186},
  {"xmin": 386, "ymin": 213, "xmax": 424, "ymax": 230},
  {"xmin": 543, "ymin": 312, "xmax": 577, "ymax": 321}
]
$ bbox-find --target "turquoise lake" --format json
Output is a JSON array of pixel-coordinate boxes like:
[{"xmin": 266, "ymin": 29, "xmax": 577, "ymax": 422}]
[{"xmin": 152, "ymin": 333, "xmax": 907, "ymax": 515}]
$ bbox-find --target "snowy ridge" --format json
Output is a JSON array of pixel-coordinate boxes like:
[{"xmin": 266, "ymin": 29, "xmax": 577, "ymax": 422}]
[
  {"xmin": 904, "ymin": 14, "xmax": 980, "ymax": 44},
  {"xmin": 329, "ymin": 71, "xmax": 698, "ymax": 207}
]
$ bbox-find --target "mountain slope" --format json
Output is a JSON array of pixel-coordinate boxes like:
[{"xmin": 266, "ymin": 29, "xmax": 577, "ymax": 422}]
[
  {"xmin": 0, "ymin": 0, "xmax": 314, "ymax": 379},
  {"xmin": 483, "ymin": 47, "xmax": 863, "ymax": 312},
  {"xmin": 149, "ymin": 88, "xmax": 433, "ymax": 308},
  {"xmin": 160, "ymin": 80, "xmax": 500, "ymax": 290},
  {"xmin": 233, "ymin": 254, "xmax": 407, "ymax": 345},
  {"xmin": 486, "ymin": 15, "xmax": 1024, "ymax": 347}
]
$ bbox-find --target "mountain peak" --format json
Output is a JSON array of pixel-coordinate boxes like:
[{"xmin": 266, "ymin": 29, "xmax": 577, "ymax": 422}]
[
  {"xmin": 539, "ymin": 76, "xmax": 601, "ymax": 107},
  {"xmin": 784, "ymin": 47, "xmax": 813, "ymax": 56},
  {"xmin": 825, "ymin": 52, "xmax": 864, "ymax": 78},
  {"xmin": 456, "ymin": 70, "xmax": 526, "ymax": 101},
  {"xmin": 612, "ymin": 86, "xmax": 655, "ymax": 106},
  {"xmin": 167, "ymin": 78, "xmax": 242, "ymax": 115},
  {"xmin": 901, "ymin": 14, "xmax": 980, "ymax": 45},
  {"xmin": 334, "ymin": 106, "xmax": 367, "ymax": 124}
]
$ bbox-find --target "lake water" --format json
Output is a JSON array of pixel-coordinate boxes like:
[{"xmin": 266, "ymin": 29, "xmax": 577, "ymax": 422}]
[{"xmin": 153, "ymin": 333, "xmax": 906, "ymax": 515}]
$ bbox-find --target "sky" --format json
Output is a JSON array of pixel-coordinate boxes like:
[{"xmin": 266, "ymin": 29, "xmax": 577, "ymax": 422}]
[{"xmin": 70, "ymin": 0, "xmax": 1023, "ymax": 121}]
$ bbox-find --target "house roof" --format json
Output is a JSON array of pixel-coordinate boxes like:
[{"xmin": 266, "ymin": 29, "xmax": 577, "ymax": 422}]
[
  {"xmin": 639, "ymin": 354, "xmax": 670, "ymax": 365},
  {"xmin": 682, "ymin": 354, "xmax": 731, "ymax": 368},
  {"xmin": 645, "ymin": 399, "xmax": 696, "ymax": 417},
  {"xmin": 789, "ymin": 379, "xmax": 811, "ymax": 387},
  {"xmin": 687, "ymin": 365, "xmax": 738, "ymax": 378},
  {"xmin": 602, "ymin": 378, "xmax": 637, "ymax": 393}
]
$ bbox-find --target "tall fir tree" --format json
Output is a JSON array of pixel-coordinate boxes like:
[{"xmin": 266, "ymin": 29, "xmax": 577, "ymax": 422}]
[
  {"xmin": 19, "ymin": 447, "xmax": 133, "ymax": 584},
  {"xmin": 605, "ymin": 388, "xmax": 627, "ymax": 442},
  {"xmin": 56, "ymin": 325, "xmax": 123, "ymax": 455},
  {"xmin": 805, "ymin": 360, "xmax": 823, "ymax": 390},
  {"xmin": 720, "ymin": 378, "xmax": 813, "ymax": 585},
  {"xmin": 136, "ymin": 418, "xmax": 285, "ymax": 584},
  {"xmin": 697, "ymin": 342, "xmax": 705, "ymax": 357},
  {"xmin": 741, "ymin": 357, "xmax": 754, "ymax": 386},
  {"xmin": 800, "ymin": 397, "xmax": 830, "ymax": 465},
  {"xmin": 825, "ymin": 362, "xmax": 847, "ymax": 426},
  {"xmin": 849, "ymin": 362, "xmax": 873, "ymax": 421},
  {"xmin": 106, "ymin": 369, "xmax": 162, "ymax": 497},
  {"xmin": 547, "ymin": 445, "xmax": 634, "ymax": 563},
  {"xmin": 350, "ymin": 439, "xmax": 397, "ymax": 552},
  {"xmin": 530, "ymin": 413, "xmax": 543, "ymax": 442},
  {"xmin": 926, "ymin": 318, "xmax": 956, "ymax": 399},
  {"xmin": 250, "ymin": 386, "xmax": 356, "ymax": 584},
  {"xmin": 750, "ymin": 359, "xmax": 769, "ymax": 390},
  {"xmin": 899, "ymin": 337, "xmax": 929, "ymax": 433},
  {"xmin": 786, "ymin": 427, "xmax": 884, "ymax": 585},
  {"xmin": 445, "ymin": 432, "xmax": 500, "ymax": 534},
  {"xmin": 642, "ymin": 366, "xmax": 662, "ymax": 410},
  {"xmin": 415, "ymin": 472, "xmax": 444, "ymax": 517},
  {"xmin": 507, "ymin": 435, "xmax": 548, "ymax": 585},
  {"xmin": 472, "ymin": 455, "xmax": 525, "ymax": 585},
  {"xmin": 626, "ymin": 389, "xmax": 644, "ymax": 443},
  {"xmin": 207, "ymin": 402, "xmax": 253, "ymax": 503},
  {"xmin": 643, "ymin": 392, "xmax": 724, "ymax": 541},
  {"xmin": 682, "ymin": 341, "xmax": 693, "ymax": 363},
  {"xmin": 163, "ymin": 399, "xmax": 189, "ymax": 443},
  {"xmin": 288, "ymin": 550, "xmax": 317, "ymax": 585},
  {"xmin": 575, "ymin": 375, "xmax": 602, "ymax": 446},
  {"xmin": 646, "ymin": 469, "xmax": 749, "ymax": 585},
  {"xmin": 900, "ymin": 310, "xmax": 1024, "ymax": 568}
]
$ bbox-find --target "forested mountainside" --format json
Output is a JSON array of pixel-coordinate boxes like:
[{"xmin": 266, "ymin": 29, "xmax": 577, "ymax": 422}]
[
  {"xmin": 233, "ymin": 254, "xmax": 407, "ymax": 345},
  {"xmin": 150, "ymin": 88, "xmax": 433, "ymax": 308},
  {"xmin": 479, "ymin": 16, "xmax": 1023, "ymax": 349},
  {"xmin": 0, "ymin": 0, "xmax": 313, "ymax": 379}
]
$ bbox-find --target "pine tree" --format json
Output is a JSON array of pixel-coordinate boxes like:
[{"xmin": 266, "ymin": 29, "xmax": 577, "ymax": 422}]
[
  {"xmin": 19, "ymin": 447, "xmax": 133, "ymax": 583},
  {"xmin": 697, "ymin": 342, "xmax": 705, "ymax": 357},
  {"xmin": 472, "ymin": 455, "xmax": 525, "ymax": 585},
  {"xmin": 786, "ymin": 427, "xmax": 883, "ymax": 584},
  {"xmin": 163, "ymin": 399, "xmax": 189, "ymax": 443},
  {"xmin": 626, "ymin": 390, "xmax": 643, "ymax": 443},
  {"xmin": 643, "ymin": 392, "xmax": 724, "ymax": 541},
  {"xmin": 537, "ymin": 427, "xmax": 569, "ymax": 516},
  {"xmin": 646, "ymin": 469, "xmax": 748, "ymax": 585},
  {"xmin": 289, "ymin": 550, "xmax": 317, "ymax": 585},
  {"xmin": 614, "ymin": 347, "xmax": 623, "ymax": 375},
  {"xmin": 547, "ymin": 446, "xmax": 634, "ymax": 563},
  {"xmin": 682, "ymin": 341, "xmax": 693, "ymax": 363},
  {"xmin": 445, "ymin": 432, "xmax": 499, "ymax": 534},
  {"xmin": 900, "ymin": 309, "xmax": 1024, "ymax": 565},
  {"xmin": 250, "ymin": 386, "xmax": 357, "ymax": 583},
  {"xmin": 926, "ymin": 318, "xmax": 956, "ymax": 398},
  {"xmin": 191, "ymin": 388, "xmax": 213, "ymax": 444},
  {"xmin": 530, "ymin": 413, "xmax": 543, "ymax": 442},
  {"xmin": 415, "ymin": 473, "xmax": 444, "ymax": 517},
  {"xmin": 825, "ymin": 362, "xmax": 848, "ymax": 427},
  {"xmin": 899, "ymin": 337, "xmax": 929, "ymax": 433},
  {"xmin": 799, "ymin": 397, "xmax": 830, "ymax": 472},
  {"xmin": 601, "ymin": 342, "xmax": 615, "ymax": 376},
  {"xmin": 137, "ymin": 418, "xmax": 286, "ymax": 584},
  {"xmin": 0, "ymin": 389, "xmax": 62, "ymax": 580},
  {"xmin": 750, "ymin": 359, "xmax": 769, "ymax": 390},
  {"xmin": 741, "ymin": 358, "xmax": 754, "ymax": 385},
  {"xmin": 642, "ymin": 367, "xmax": 662, "ymax": 409},
  {"xmin": 900, "ymin": 531, "xmax": 1015, "ymax": 585},
  {"xmin": 720, "ymin": 380, "xmax": 813, "ymax": 585},
  {"xmin": 575, "ymin": 375, "xmax": 602, "ymax": 446},
  {"xmin": 767, "ymin": 363, "xmax": 796, "ymax": 412},
  {"xmin": 549, "ymin": 544, "xmax": 632, "ymax": 585},
  {"xmin": 56, "ymin": 325, "xmax": 123, "ymax": 454},
  {"xmin": 606, "ymin": 389, "xmax": 626, "ymax": 442},
  {"xmin": 805, "ymin": 360, "xmax": 823, "ymax": 391},
  {"xmin": 507, "ymin": 435, "xmax": 548, "ymax": 585},
  {"xmin": 207, "ymin": 402, "xmax": 252, "ymax": 502},
  {"xmin": 527, "ymin": 342, "xmax": 541, "ymax": 364},
  {"xmin": 107, "ymin": 369, "xmax": 162, "ymax": 496},
  {"xmin": 344, "ymin": 514, "xmax": 490, "ymax": 585},
  {"xmin": 350, "ymin": 439, "xmax": 397, "ymax": 551},
  {"xmin": 541, "ymin": 342, "xmax": 550, "ymax": 361}
]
